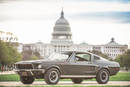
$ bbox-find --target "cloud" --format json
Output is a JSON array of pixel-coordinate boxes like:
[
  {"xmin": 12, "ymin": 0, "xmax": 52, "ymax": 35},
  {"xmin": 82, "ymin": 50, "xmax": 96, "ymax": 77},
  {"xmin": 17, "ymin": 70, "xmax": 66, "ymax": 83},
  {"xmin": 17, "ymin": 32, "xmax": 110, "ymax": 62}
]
[
  {"xmin": 70, "ymin": 12, "xmax": 130, "ymax": 23},
  {"xmin": 1, "ymin": 0, "xmax": 130, "ymax": 4},
  {"xmin": 0, "ymin": 0, "xmax": 60, "ymax": 3}
]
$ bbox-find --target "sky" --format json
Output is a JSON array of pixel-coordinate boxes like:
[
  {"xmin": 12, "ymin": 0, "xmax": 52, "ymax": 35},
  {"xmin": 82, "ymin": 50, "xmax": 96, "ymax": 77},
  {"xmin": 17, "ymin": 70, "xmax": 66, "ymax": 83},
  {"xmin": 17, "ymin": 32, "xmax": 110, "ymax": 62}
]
[{"xmin": 0, "ymin": 0, "xmax": 130, "ymax": 45}]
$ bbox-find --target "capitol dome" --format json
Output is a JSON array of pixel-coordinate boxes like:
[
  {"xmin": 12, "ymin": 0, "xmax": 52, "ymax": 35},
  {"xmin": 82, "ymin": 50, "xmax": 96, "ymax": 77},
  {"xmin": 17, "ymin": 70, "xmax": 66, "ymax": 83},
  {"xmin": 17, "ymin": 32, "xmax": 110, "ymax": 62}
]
[
  {"xmin": 55, "ymin": 10, "xmax": 69, "ymax": 25},
  {"xmin": 53, "ymin": 10, "xmax": 71, "ymax": 32}
]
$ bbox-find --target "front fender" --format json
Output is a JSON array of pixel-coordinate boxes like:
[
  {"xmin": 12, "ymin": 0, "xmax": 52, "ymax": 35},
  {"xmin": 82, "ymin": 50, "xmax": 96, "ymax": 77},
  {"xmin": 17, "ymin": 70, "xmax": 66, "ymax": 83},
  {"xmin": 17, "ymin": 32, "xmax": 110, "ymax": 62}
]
[
  {"xmin": 98, "ymin": 66, "xmax": 110, "ymax": 74},
  {"xmin": 46, "ymin": 65, "xmax": 61, "ymax": 74}
]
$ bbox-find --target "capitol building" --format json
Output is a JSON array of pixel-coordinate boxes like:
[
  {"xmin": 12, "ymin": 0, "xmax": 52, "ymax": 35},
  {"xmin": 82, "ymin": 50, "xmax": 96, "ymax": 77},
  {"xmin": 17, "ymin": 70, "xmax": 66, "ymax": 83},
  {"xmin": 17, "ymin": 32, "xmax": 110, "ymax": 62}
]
[{"xmin": 23, "ymin": 10, "xmax": 128, "ymax": 60}]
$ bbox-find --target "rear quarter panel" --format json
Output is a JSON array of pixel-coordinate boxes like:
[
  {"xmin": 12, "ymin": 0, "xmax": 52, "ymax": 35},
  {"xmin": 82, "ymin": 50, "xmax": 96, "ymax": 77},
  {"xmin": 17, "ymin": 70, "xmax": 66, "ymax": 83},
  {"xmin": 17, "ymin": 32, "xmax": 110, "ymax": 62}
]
[{"xmin": 93, "ymin": 60, "xmax": 120, "ymax": 75}]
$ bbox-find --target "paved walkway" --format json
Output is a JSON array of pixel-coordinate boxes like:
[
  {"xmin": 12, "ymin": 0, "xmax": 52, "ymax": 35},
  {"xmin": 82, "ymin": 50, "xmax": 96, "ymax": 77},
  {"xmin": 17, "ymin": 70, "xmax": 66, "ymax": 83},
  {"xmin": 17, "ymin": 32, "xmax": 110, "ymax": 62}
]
[
  {"xmin": 0, "ymin": 70, "xmax": 129, "ymax": 75},
  {"xmin": 0, "ymin": 71, "xmax": 16, "ymax": 75},
  {"xmin": 0, "ymin": 81, "xmax": 130, "ymax": 86}
]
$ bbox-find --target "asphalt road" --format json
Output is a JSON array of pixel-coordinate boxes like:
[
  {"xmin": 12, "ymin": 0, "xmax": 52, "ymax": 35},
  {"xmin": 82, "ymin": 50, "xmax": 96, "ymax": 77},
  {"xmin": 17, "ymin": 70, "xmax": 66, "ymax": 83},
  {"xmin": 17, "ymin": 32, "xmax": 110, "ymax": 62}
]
[{"xmin": 0, "ymin": 81, "xmax": 130, "ymax": 86}]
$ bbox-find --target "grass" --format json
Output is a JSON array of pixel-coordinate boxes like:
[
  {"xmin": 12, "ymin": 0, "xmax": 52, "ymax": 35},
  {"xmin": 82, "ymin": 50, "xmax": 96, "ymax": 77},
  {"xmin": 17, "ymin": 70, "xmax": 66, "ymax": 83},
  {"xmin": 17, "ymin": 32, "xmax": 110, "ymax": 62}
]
[
  {"xmin": 0, "ymin": 74, "xmax": 19, "ymax": 81},
  {"xmin": 0, "ymin": 72, "xmax": 130, "ymax": 82},
  {"xmin": 110, "ymin": 72, "xmax": 130, "ymax": 81}
]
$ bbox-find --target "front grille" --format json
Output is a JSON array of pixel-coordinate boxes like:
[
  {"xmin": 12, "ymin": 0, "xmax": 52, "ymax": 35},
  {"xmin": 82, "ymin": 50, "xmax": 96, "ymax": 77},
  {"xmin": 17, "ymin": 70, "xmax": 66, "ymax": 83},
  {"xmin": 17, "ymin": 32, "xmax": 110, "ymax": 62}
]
[{"xmin": 16, "ymin": 64, "xmax": 33, "ymax": 69}]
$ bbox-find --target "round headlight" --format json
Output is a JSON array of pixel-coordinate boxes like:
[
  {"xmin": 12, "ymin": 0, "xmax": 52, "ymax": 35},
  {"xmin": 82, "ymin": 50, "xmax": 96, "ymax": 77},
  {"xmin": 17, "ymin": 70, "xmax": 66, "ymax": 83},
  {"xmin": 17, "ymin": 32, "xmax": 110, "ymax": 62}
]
[{"xmin": 38, "ymin": 65, "xmax": 42, "ymax": 69}]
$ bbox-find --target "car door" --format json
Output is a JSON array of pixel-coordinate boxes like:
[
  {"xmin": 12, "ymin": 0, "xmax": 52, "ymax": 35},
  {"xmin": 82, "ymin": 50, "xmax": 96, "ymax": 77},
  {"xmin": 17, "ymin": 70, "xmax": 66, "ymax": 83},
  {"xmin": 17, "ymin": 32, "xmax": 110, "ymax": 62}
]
[{"xmin": 69, "ymin": 53, "xmax": 97, "ymax": 75}]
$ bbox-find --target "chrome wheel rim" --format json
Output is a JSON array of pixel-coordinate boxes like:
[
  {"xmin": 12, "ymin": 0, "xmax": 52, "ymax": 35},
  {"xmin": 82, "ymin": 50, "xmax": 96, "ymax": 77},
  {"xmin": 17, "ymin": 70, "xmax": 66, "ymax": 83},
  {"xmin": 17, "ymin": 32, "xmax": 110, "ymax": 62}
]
[
  {"xmin": 49, "ymin": 71, "xmax": 58, "ymax": 83},
  {"xmin": 100, "ymin": 71, "xmax": 108, "ymax": 82}
]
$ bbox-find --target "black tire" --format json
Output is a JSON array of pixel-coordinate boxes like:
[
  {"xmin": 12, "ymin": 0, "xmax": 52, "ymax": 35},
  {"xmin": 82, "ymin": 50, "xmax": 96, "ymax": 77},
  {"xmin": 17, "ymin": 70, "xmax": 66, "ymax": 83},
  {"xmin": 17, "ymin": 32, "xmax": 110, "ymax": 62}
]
[
  {"xmin": 20, "ymin": 76, "xmax": 34, "ymax": 84},
  {"xmin": 44, "ymin": 68, "xmax": 60, "ymax": 84},
  {"xmin": 72, "ymin": 78, "xmax": 83, "ymax": 84},
  {"xmin": 96, "ymin": 69, "xmax": 109, "ymax": 84}
]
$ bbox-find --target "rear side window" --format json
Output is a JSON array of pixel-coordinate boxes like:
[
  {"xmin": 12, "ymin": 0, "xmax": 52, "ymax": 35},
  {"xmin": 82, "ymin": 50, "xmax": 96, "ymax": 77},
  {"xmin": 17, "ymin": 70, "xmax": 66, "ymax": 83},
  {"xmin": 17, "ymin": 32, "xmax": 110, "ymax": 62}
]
[
  {"xmin": 94, "ymin": 56, "xmax": 100, "ymax": 60},
  {"xmin": 76, "ymin": 53, "xmax": 91, "ymax": 62}
]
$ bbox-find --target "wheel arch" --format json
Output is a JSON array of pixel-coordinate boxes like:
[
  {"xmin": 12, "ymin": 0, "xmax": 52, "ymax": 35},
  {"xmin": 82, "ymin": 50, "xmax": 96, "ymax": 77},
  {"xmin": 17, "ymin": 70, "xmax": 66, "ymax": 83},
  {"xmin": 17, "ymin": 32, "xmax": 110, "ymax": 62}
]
[
  {"xmin": 98, "ymin": 66, "xmax": 110, "ymax": 75},
  {"xmin": 46, "ymin": 65, "xmax": 61, "ymax": 74}
]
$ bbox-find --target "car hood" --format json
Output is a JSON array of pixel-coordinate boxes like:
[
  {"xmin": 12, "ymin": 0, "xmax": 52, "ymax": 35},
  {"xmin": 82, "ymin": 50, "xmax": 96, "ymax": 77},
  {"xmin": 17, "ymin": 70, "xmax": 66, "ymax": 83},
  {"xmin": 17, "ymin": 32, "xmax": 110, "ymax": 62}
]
[
  {"xmin": 15, "ymin": 59, "xmax": 65, "ymax": 64},
  {"xmin": 109, "ymin": 61, "xmax": 120, "ymax": 67}
]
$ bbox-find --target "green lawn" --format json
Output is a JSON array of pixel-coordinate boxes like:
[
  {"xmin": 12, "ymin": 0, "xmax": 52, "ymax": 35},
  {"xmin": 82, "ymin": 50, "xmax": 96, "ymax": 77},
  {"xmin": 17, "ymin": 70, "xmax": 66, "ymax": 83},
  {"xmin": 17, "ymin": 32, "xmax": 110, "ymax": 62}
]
[
  {"xmin": 0, "ymin": 72, "xmax": 130, "ymax": 82},
  {"xmin": 109, "ymin": 72, "xmax": 130, "ymax": 81}
]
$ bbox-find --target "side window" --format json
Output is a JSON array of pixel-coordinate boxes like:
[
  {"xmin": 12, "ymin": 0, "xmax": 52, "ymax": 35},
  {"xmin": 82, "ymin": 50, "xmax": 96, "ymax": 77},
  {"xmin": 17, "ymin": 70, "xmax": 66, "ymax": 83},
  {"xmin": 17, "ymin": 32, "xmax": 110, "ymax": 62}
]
[
  {"xmin": 94, "ymin": 56, "xmax": 100, "ymax": 60},
  {"xmin": 75, "ymin": 53, "xmax": 91, "ymax": 62}
]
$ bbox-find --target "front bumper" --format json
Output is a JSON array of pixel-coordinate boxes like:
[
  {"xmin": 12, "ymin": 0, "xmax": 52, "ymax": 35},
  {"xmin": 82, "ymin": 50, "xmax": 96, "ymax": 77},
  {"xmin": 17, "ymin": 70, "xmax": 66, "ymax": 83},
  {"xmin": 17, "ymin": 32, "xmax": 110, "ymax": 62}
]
[
  {"xmin": 14, "ymin": 69, "xmax": 45, "ymax": 77},
  {"xmin": 109, "ymin": 67, "xmax": 120, "ymax": 75}
]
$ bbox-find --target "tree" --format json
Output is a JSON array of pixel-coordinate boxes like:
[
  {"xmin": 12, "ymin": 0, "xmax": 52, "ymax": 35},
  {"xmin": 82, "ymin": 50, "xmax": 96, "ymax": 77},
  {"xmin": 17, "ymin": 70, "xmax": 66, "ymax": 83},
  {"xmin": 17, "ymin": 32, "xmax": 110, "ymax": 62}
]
[
  {"xmin": 0, "ymin": 40, "xmax": 22, "ymax": 65},
  {"xmin": 0, "ymin": 40, "xmax": 9, "ymax": 65},
  {"xmin": 22, "ymin": 50, "xmax": 40, "ymax": 60},
  {"xmin": 115, "ymin": 49, "xmax": 130, "ymax": 69},
  {"xmin": 22, "ymin": 50, "xmax": 33, "ymax": 60},
  {"xmin": 7, "ymin": 45, "xmax": 22, "ymax": 64},
  {"xmin": 115, "ymin": 55, "xmax": 124, "ymax": 67},
  {"xmin": 30, "ymin": 55, "xmax": 39, "ymax": 60}
]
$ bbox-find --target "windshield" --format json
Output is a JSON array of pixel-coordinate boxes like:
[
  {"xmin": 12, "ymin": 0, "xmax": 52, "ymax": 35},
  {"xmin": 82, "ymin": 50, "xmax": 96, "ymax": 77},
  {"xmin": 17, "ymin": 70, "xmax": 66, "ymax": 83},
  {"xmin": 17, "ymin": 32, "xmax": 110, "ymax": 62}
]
[{"xmin": 44, "ymin": 52, "xmax": 69, "ymax": 61}]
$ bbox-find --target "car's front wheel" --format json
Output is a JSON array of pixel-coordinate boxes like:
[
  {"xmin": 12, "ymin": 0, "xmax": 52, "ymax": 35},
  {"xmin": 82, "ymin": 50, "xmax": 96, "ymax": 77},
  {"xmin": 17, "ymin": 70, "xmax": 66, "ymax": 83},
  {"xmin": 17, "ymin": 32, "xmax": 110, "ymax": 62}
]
[
  {"xmin": 44, "ymin": 68, "xmax": 60, "ymax": 84},
  {"xmin": 72, "ymin": 78, "xmax": 83, "ymax": 84},
  {"xmin": 20, "ymin": 76, "xmax": 34, "ymax": 84},
  {"xmin": 96, "ymin": 69, "xmax": 109, "ymax": 84}
]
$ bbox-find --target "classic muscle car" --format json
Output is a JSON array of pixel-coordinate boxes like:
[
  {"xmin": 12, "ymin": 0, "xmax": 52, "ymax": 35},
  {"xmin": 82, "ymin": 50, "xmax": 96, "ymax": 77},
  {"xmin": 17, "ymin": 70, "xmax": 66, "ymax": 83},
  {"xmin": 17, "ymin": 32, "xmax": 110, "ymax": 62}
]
[{"xmin": 14, "ymin": 51, "xmax": 120, "ymax": 84}]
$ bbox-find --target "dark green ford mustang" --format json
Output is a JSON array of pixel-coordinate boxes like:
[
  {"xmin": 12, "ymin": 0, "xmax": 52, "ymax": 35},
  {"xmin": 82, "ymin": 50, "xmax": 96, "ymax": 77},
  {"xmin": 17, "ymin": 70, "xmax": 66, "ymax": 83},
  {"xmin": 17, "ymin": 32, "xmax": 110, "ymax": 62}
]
[{"xmin": 14, "ymin": 51, "xmax": 120, "ymax": 84}]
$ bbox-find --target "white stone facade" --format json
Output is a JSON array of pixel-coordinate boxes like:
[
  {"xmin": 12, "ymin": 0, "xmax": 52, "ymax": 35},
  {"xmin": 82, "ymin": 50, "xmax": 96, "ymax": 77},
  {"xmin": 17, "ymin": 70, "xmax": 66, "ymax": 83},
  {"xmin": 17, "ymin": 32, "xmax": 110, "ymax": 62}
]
[{"xmin": 23, "ymin": 40, "xmax": 127, "ymax": 59}]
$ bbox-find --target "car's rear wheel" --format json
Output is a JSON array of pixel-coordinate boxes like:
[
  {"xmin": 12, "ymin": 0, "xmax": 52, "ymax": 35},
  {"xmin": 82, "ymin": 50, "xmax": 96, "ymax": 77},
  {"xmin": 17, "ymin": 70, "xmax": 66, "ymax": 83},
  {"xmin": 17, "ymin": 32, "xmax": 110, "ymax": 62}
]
[
  {"xmin": 20, "ymin": 76, "xmax": 34, "ymax": 84},
  {"xmin": 72, "ymin": 78, "xmax": 83, "ymax": 84},
  {"xmin": 96, "ymin": 69, "xmax": 109, "ymax": 84},
  {"xmin": 44, "ymin": 68, "xmax": 60, "ymax": 84}
]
